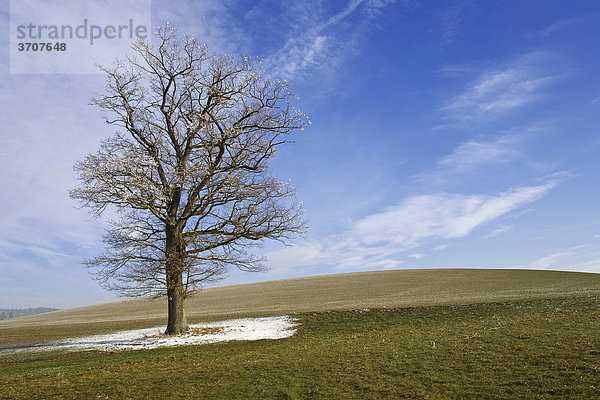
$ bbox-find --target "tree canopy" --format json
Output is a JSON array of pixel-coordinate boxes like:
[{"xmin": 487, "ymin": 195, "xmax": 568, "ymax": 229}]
[{"xmin": 71, "ymin": 25, "xmax": 308, "ymax": 333}]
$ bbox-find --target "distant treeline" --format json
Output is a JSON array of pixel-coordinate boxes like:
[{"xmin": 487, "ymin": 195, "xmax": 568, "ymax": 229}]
[{"xmin": 0, "ymin": 307, "xmax": 59, "ymax": 320}]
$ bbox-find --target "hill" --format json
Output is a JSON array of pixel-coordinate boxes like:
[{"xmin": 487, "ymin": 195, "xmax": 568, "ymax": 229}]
[
  {"xmin": 0, "ymin": 307, "xmax": 59, "ymax": 320},
  {"xmin": 1, "ymin": 268, "xmax": 599, "ymax": 347},
  {"xmin": 2, "ymin": 268, "xmax": 600, "ymax": 399}
]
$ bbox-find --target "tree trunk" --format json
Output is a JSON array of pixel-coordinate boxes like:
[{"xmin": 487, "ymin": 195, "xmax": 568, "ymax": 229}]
[
  {"xmin": 164, "ymin": 224, "xmax": 189, "ymax": 335},
  {"xmin": 166, "ymin": 287, "xmax": 188, "ymax": 335}
]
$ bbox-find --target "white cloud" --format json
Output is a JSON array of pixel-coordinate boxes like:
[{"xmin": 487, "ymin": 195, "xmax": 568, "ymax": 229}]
[
  {"xmin": 536, "ymin": 17, "xmax": 584, "ymax": 37},
  {"xmin": 416, "ymin": 124, "xmax": 551, "ymax": 187},
  {"xmin": 408, "ymin": 253, "xmax": 425, "ymax": 260},
  {"xmin": 435, "ymin": 1, "xmax": 473, "ymax": 45},
  {"xmin": 568, "ymin": 244, "xmax": 589, "ymax": 251},
  {"xmin": 0, "ymin": 75, "xmax": 113, "ymax": 307},
  {"xmin": 270, "ymin": 35, "xmax": 330, "ymax": 78},
  {"xmin": 264, "ymin": 240, "xmax": 324, "ymax": 272},
  {"xmin": 266, "ymin": 0, "xmax": 393, "ymax": 79},
  {"xmin": 354, "ymin": 180, "xmax": 558, "ymax": 246},
  {"xmin": 152, "ymin": 0, "xmax": 396, "ymax": 84},
  {"xmin": 266, "ymin": 177, "xmax": 562, "ymax": 273},
  {"xmin": 522, "ymin": 249, "xmax": 600, "ymax": 274},
  {"xmin": 442, "ymin": 52, "xmax": 556, "ymax": 121},
  {"xmin": 321, "ymin": 0, "xmax": 364, "ymax": 29},
  {"xmin": 417, "ymin": 134, "xmax": 525, "ymax": 186},
  {"xmin": 484, "ymin": 224, "xmax": 513, "ymax": 238},
  {"xmin": 152, "ymin": 0, "xmax": 249, "ymax": 54},
  {"xmin": 564, "ymin": 258, "xmax": 600, "ymax": 273},
  {"xmin": 438, "ymin": 135, "xmax": 522, "ymax": 172},
  {"xmin": 529, "ymin": 251, "xmax": 571, "ymax": 269}
]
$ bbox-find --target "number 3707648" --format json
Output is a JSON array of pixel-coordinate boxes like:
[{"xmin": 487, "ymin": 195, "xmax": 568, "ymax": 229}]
[{"xmin": 17, "ymin": 42, "xmax": 67, "ymax": 51}]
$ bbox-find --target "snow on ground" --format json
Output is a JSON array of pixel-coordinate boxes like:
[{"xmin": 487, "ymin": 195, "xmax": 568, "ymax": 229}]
[{"xmin": 1, "ymin": 315, "xmax": 298, "ymax": 354}]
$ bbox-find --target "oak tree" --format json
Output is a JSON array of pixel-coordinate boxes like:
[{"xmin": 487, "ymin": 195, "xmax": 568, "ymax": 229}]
[{"xmin": 71, "ymin": 25, "xmax": 307, "ymax": 334}]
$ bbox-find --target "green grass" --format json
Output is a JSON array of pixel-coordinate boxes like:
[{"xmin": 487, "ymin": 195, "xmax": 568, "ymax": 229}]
[
  {"xmin": 2, "ymin": 269, "xmax": 600, "ymax": 398},
  {"xmin": 1, "ymin": 295, "xmax": 599, "ymax": 399},
  {"xmin": 2, "ymin": 269, "xmax": 600, "ymax": 347}
]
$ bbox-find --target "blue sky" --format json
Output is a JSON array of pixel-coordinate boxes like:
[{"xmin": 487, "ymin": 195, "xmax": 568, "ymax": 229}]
[{"xmin": 1, "ymin": 0, "xmax": 600, "ymax": 308}]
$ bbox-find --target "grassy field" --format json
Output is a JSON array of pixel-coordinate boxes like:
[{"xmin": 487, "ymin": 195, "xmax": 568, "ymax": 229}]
[
  {"xmin": 1, "ymin": 295, "xmax": 599, "ymax": 399},
  {"xmin": 2, "ymin": 268, "xmax": 600, "ymax": 347},
  {"xmin": 1, "ymin": 269, "xmax": 600, "ymax": 399}
]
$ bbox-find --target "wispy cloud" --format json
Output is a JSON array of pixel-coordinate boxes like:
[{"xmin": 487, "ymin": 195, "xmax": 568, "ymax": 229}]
[
  {"xmin": 153, "ymin": 0, "xmax": 249, "ymax": 54},
  {"xmin": 269, "ymin": 34, "xmax": 330, "ymax": 78},
  {"xmin": 266, "ymin": 0, "xmax": 393, "ymax": 79},
  {"xmin": 483, "ymin": 224, "xmax": 513, "ymax": 238},
  {"xmin": 321, "ymin": 0, "xmax": 364, "ymax": 28},
  {"xmin": 417, "ymin": 134, "xmax": 525, "ymax": 186},
  {"xmin": 564, "ymin": 258, "xmax": 600, "ymax": 273},
  {"xmin": 353, "ymin": 179, "xmax": 560, "ymax": 246},
  {"xmin": 529, "ymin": 252, "xmax": 572, "ymax": 269},
  {"xmin": 518, "ymin": 239, "xmax": 600, "ymax": 273},
  {"xmin": 0, "ymin": 75, "xmax": 114, "ymax": 307},
  {"xmin": 438, "ymin": 135, "xmax": 521, "ymax": 171},
  {"xmin": 540, "ymin": 18, "xmax": 580, "ymax": 35},
  {"xmin": 534, "ymin": 16, "xmax": 593, "ymax": 37},
  {"xmin": 408, "ymin": 253, "xmax": 425, "ymax": 260},
  {"xmin": 435, "ymin": 1, "xmax": 474, "ymax": 45},
  {"xmin": 151, "ymin": 0, "xmax": 397, "ymax": 84},
  {"xmin": 523, "ymin": 251, "xmax": 600, "ymax": 273},
  {"xmin": 265, "ymin": 175, "xmax": 563, "ymax": 273},
  {"xmin": 415, "ymin": 126, "xmax": 555, "ymax": 189},
  {"xmin": 442, "ymin": 52, "xmax": 557, "ymax": 121}
]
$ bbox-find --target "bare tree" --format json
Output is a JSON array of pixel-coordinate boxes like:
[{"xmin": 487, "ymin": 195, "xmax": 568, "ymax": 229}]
[{"xmin": 71, "ymin": 25, "xmax": 307, "ymax": 334}]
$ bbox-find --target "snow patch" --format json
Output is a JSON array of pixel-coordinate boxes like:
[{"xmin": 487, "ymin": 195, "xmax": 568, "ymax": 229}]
[{"xmin": 1, "ymin": 315, "xmax": 298, "ymax": 354}]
